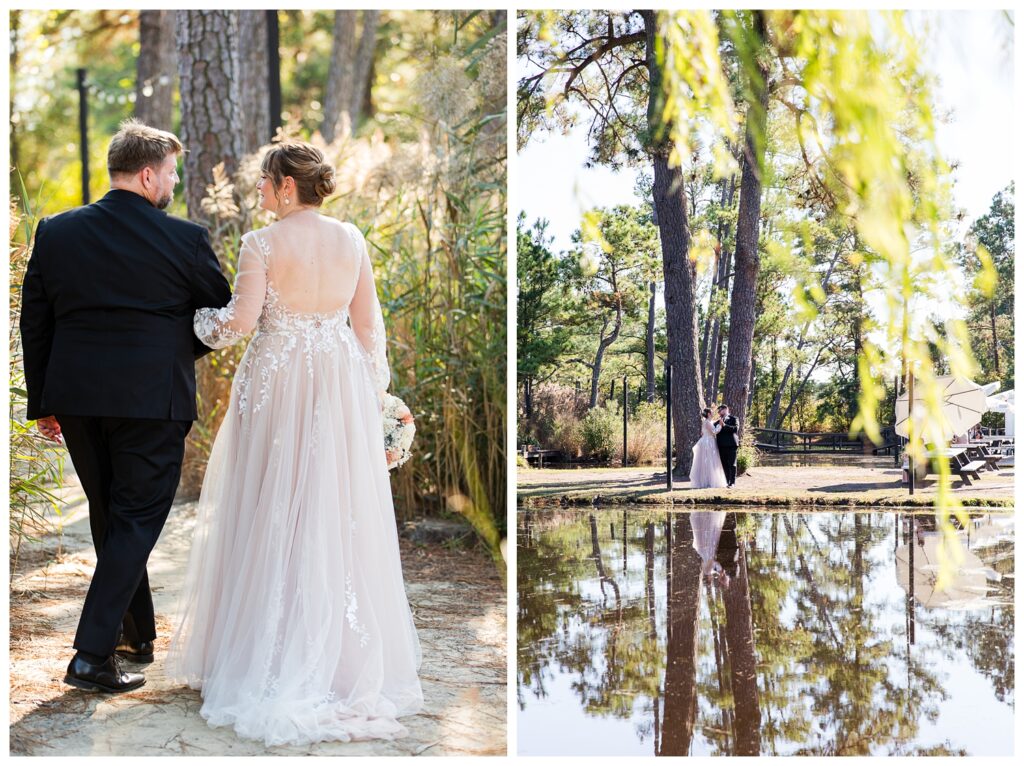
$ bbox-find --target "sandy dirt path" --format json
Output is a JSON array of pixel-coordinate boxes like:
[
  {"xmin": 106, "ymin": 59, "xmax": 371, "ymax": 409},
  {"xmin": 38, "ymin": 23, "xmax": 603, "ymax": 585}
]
[{"xmin": 10, "ymin": 474, "xmax": 506, "ymax": 757}]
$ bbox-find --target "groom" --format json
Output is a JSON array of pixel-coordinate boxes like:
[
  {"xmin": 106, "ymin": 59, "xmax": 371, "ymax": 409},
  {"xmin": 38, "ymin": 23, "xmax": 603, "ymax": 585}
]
[
  {"xmin": 20, "ymin": 119, "xmax": 231, "ymax": 693},
  {"xmin": 716, "ymin": 404, "xmax": 740, "ymax": 487}
]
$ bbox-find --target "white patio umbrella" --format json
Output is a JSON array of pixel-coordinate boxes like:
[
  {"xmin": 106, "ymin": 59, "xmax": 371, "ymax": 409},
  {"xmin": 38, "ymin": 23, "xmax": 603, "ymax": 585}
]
[
  {"xmin": 986, "ymin": 389, "xmax": 1015, "ymax": 438},
  {"xmin": 894, "ymin": 375, "xmax": 987, "ymax": 441},
  {"xmin": 896, "ymin": 533, "xmax": 992, "ymax": 610}
]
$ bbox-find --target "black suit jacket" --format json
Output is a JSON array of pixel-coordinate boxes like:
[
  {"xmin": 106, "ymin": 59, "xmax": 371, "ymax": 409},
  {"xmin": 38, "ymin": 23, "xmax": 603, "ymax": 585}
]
[
  {"xmin": 20, "ymin": 189, "xmax": 232, "ymax": 421},
  {"xmin": 716, "ymin": 415, "xmax": 739, "ymax": 452}
]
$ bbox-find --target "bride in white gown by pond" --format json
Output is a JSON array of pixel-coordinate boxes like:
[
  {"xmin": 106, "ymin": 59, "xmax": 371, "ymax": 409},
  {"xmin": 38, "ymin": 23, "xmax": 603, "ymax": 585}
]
[
  {"xmin": 167, "ymin": 141, "xmax": 422, "ymax": 746},
  {"xmin": 690, "ymin": 408, "xmax": 729, "ymax": 490}
]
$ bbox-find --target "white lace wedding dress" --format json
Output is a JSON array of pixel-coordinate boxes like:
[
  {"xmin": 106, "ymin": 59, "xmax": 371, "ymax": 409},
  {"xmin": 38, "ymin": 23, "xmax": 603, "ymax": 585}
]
[
  {"xmin": 690, "ymin": 417, "xmax": 728, "ymax": 489},
  {"xmin": 166, "ymin": 210, "xmax": 423, "ymax": 746}
]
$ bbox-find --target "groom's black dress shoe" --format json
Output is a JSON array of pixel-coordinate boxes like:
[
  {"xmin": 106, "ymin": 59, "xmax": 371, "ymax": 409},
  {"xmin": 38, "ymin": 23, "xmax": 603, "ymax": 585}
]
[
  {"xmin": 114, "ymin": 636, "xmax": 155, "ymax": 664},
  {"xmin": 65, "ymin": 652, "xmax": 146, "ymax": 693}
]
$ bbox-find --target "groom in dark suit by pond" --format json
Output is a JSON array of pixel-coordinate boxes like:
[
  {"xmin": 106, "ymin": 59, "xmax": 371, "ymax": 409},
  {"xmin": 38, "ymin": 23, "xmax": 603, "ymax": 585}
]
[
  {"xmin": 20, "ymin": 119, "xmax": 231, "ymax": 693},
  {"xmin": 716, "ymin": 404, "xmax": 739, "ymax": 487}
]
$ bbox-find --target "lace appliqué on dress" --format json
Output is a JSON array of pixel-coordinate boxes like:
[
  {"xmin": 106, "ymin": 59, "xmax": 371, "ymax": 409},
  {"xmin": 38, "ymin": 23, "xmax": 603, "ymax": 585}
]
[
  {"xmin": 195, "ymin": 303, "xmax": 247, "ymax": 349},
  {"xmin": 195, "ymin": 231, "xmax": 270, "ymax": 349},
  {"xmin": 345, "ymin": 573, "xmax": 370, "ymax": 648},
  {"xmin": 345, "ymin": 223, "xmax": 391, "ymax": 398}
]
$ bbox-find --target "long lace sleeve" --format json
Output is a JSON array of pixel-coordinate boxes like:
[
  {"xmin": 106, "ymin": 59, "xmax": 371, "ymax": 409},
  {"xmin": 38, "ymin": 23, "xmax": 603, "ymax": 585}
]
[
  {"xmin": 194, "ymin": 232, "xmax": 267, "ymax": 349},
  {"xmin": 347, "ymin": 223, "xmax": 390, "ymax": 398}
]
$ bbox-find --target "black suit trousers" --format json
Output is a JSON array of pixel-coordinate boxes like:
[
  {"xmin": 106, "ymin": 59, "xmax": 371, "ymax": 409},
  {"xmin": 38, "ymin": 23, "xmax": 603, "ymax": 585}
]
[
  {"xmin": 57, "ymin": 415, "xmax": 191, "ymax": 657},
  {"xmin": 719, "ymin": 445, "xmax": 738, "ymax": 486}
]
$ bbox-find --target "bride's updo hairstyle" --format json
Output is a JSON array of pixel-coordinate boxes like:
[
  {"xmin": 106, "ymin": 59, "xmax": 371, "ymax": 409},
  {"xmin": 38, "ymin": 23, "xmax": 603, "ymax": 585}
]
[
  {"xmin": 261, "ymin": 140, "xmax": 336, "ymax": 206},
  {"xmin": 701, "ymin": 407, "xmax": 712, "ymax": 419}
]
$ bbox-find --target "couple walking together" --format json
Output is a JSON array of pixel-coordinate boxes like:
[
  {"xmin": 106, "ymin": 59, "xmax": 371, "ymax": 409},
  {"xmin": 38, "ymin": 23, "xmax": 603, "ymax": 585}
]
[
  {"xmin": 20, "ymin": 120, "xmax": 422, "ymax": 745},
  {"xmin": 690, "ymin": 404, "xmax": 740, "ymax": 490}
]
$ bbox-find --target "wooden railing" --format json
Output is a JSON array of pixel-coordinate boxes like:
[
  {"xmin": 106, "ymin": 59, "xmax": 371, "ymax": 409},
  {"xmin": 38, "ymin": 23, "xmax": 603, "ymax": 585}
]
[{"xmin": 753, "ymin": 426, "xmax": 900, "ymax": 455}]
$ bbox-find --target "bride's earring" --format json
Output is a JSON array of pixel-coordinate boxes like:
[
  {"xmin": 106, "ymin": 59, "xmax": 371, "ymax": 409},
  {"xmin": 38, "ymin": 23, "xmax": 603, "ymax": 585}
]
[{"xmin": 284, "ymin": 196, "xmax": 291, "ymax": 206}]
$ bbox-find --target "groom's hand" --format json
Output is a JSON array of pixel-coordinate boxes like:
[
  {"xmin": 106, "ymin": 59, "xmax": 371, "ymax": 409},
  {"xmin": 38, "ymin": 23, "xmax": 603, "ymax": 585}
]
[{"xmin": 36, "ymin": 415, "xmax": 63, "ymax": 444}]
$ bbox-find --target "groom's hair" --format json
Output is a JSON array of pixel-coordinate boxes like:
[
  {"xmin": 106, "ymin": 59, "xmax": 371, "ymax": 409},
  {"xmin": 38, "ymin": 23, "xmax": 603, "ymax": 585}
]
[
  {"xmin": 107, "ymin": 118, "xmax": 183, "ymax": 178},
  {"xmin": 718, "ymin": 404, "xmax": 729, "ymax": 412}
]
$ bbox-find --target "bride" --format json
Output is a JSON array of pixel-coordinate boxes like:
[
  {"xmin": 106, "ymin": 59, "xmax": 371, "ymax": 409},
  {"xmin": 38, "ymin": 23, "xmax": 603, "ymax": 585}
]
[
  {"xmin": 690, "ymin": 407, "xmax": 729, "ymax": 489},
  {"xmin": 166, "ymin": 140, "xmax": 423, "ymax": 746}
]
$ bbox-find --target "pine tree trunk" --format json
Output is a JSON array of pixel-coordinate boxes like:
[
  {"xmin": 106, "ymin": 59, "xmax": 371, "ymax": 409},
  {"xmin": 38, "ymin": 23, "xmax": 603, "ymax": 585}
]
[
  {"xmin": 646, "ymin": 280, "xmax": 657, "ymax": 402},
  {"xmin": 776, "ymin": 344, "xmax": 825, "ymax": 427},
  {"xmin": 322, "ymin": 10, "xmax": 378, "ymax": 141},
  {"xmin": 135, "ymin": 10, "xmax": 177, "ymax": 130},
  {"xmin": 238, "ymin": 10, "xmax": 270, "ymax": 154},
  {"xmin": 588, "ymin": 310, "xmax": 621, "ymax": 410},
  {"xmin": 176, "ymin": 11, "xmax": 244, "ymax": 222},
  {"xmin": 700, "ymin": 179, "xmax": 729, "ymax": 382},
  {"xmin": 348, "ymin": 10, "xmax": 379, "ymax": 126},
  {"xmin": 642, "ymin": 10, "xmax": 703, "ymax": 479},
  {"xmin": 176, "ymin": 11, "xmax": 245, "ymax": 497},
  {"xmin": 990, "ymin": 302, "xmax": 1000, "ymax": 375},
  {"xmin": 766, "ymin": 362, "xmax": 794, "ymax": 430},
  {"xmin": 267, "ymin": 11, "xmax": 282, "ymax": 137},
  {"xmin": 721, "ymin": 13, "xmax": 769, "ymax": 442},
  {"xmin": 705, "ymin": 175, "xmax": 736, "ymax": 402},
  {"xmin": 708, "ymin": 267, "xmax": 729, "ymax": 403},
  {"xmin": 321, "ymin": 11, "xmax": 357, "ymax": 142},
  {"xmin": 10, "ymin": 11, "xmax": 20, "ymax": 188},
  {"xmin": 766, "ymin": 244, "xmax": 843, "ymax": 429}
]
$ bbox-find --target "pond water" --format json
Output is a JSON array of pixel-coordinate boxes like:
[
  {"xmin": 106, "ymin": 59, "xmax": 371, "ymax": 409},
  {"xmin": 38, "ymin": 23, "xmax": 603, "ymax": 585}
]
[
  {"xmin": 517, "ymin": 508, "xmax": 1014, "ymax": 756},
  {"xmin": 755, "ymin": 453, "xmax": 896, "ymax": 469}
]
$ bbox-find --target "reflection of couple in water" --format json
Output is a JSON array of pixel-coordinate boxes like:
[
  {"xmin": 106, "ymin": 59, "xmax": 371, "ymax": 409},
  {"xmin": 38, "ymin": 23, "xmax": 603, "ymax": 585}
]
[
  {"xmin": 691, "ymin": 511, "xmax": 739, "ymax": 585},
  {"xmin": 661, "ymin": 510, "xmax": 760, "ymax": 757}
]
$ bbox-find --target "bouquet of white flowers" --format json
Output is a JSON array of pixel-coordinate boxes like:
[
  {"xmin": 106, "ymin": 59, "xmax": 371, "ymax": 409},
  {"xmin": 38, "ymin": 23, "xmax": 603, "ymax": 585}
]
[{"xmin": 382, "ymin": 393, "xmax": 415, "ymax": 470}]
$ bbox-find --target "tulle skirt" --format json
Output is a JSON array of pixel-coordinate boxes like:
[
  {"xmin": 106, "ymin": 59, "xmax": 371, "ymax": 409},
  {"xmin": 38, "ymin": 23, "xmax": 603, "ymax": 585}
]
[
  {"xmin": 691, "ymin": 511, "xmax": 727, "ymax": 575},
  {"xmin": 166, "ymin": 329, "xmax": 423, "ymax": 747},
  {"xmin": 690, "ymin": 433, "xmax": 728, "ymax": 490}
]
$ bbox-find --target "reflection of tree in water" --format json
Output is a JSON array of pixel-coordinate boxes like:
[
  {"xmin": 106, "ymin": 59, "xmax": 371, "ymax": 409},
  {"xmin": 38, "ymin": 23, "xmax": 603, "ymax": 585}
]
[
  {"xmin": 516, "ymin": 510, "xmax": 590, "ymax": 707},
  {"xmin": 760, "ymin": 514, "xmax": 946, "ymax": 755},
  {"xmin": 917, "ymin": 533, "xmax": 1014, "ymax": 705},
  {"xmin": 516, "ymin": 510, "xmax": 664, "ymax": 721},
  {"xmin": 660, "ymin": 515, "xmax": 702, "ymax": 755},
  {"xmin": 517, "ymin": 509, "xmax": 1013, "ymax": 756}
]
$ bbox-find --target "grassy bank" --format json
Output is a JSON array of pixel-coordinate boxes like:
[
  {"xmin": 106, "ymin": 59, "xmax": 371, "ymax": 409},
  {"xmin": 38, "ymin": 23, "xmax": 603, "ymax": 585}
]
[{"xmin": 517, "ymin": 465, "xmax": 1015, "ymax": 511}]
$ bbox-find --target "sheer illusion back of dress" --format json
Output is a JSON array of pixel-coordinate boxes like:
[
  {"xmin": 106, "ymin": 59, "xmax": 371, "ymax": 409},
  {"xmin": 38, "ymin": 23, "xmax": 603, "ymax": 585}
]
[
  {"xmin": 194, "ymin": 211, "xmax": 389, "ymax": 397},
  {"xmin": 168, "ymin": 210, "xmax": 422, "ymax": 747}
]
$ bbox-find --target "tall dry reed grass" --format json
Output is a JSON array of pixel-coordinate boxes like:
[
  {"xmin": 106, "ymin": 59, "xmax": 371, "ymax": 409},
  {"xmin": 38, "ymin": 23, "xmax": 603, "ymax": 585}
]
[
  {"xmin": 187, "ymin": 21, "xmax": 507, "ymax": 563},
  {"xmin": 9, "ymin": 197, "xmax": 66, "ymax": 572}
]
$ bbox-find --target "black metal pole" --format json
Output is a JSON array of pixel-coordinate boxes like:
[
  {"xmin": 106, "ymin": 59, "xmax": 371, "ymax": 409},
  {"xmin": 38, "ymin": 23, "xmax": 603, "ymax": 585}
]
[
  {"xmin": 666, "ymin": 362, "xmax": 673, "ymax": 491},
  {"xmin": 894, "ymin": 375, "xmax": 901, "ymax": 467},
  {"xmin": 266, "ymin": 10, "xmax": 282, "ymax": 140},
  {"xmin": 622, "ymin": 376, "xmax": 628, "ymax": 467},
  {"xmin": 76, "ymin": 67, "xmax": 89, "ymax": 204},
  {"xmin": 908, "ymin": 371, "xmax": 915, "ymax": 496},
  {"xmin": 908, "ymin": 513, "xmax": 916, "ymax": 645}
]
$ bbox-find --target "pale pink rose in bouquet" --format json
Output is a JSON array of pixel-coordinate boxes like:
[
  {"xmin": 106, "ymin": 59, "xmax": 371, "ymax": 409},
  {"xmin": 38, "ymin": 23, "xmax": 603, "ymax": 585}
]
[{"xmin": 382, "ymin": 393, "xmax": 415, "ymax": 470}]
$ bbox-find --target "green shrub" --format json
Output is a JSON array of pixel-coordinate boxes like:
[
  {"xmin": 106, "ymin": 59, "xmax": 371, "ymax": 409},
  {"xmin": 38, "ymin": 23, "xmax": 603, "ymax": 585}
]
[
  {"xmin": 581, "ymin": 405, "xmax": 619, "ymax": 460},
  {"xmin": 736, "ymin": 445, "xmax": 759, "ymax": 475}
]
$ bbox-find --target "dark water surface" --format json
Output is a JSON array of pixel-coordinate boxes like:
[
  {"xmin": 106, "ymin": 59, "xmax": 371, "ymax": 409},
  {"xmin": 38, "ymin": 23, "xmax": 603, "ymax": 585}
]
[{"xmin": 517, "ymin": 508, "xmax": 1014, "ymax": 756}]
